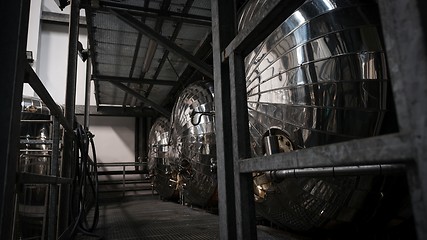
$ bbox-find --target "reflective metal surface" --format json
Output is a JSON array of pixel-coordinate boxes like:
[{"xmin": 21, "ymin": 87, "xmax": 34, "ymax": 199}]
[
  {"xmin": 241, "ymin": 0, "xmax": 389, "ymax": 231},
  {"xmin": 170, "ymin": 81, "xmax": 217, "ymax": 207},
  {"xmin": 18, "ymin": 96, "xmax": 52, "ymax": 238},
  {"xmin": 20, "ymin": 96, "xmax": 51, "ymax": 177},
  {"xmin": 147, "ymin": 117, "xmax": 178, "ymax": 200}
]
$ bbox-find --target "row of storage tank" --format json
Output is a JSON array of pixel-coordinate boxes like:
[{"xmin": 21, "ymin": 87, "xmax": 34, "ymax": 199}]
[{"xmin": 147, "ymin": 0, "xmax": 411, "ymax": 233}]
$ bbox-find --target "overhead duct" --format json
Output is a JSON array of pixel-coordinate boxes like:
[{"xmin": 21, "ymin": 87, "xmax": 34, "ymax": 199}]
[{"xmin": 240, "ymin": 0, "xmax": 400, "ymax": 231}]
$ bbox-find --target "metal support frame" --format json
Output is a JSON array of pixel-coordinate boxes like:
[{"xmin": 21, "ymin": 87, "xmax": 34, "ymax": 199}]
[
  {"xmin": 135, "ymin": 117, "xmax": 149, "ymax": 171},
  {"xmin": 160, "ymin": 32, "xmax": 213, "ymax": 108},
  {"xmin": 48, "ymin": 117, "xmax": 61, "ymax": 240},
  {"xmin": 24, "ymin": 62, "xmax": 77, "ymax": 240},
  {"xmin": 99, "ymin": 1, "xmax": 211, "ymax": 26},
  {"xmin": 145, "ymin": 0, "xmax": 194, "ymax": 97},
  {"xmin": 84, "ymin": 52, "xmax": 92, "ymax": 129},
  {"xmin": 110, "ymin": 9, "xmax": 214, "ymax": 79},
  {"xmin": 211, "ymin": 1, "xmax": 240, "ymax": 239},
  {"xmin": 94, "ymin": 75, "xmax": 179, "ymax": 86},
  {"xmin": 239, "ymin": 133, "xmax": 412, "ymax": 172},
  {"xmin": 0, "ymin": 0, "xmax": 30, "ymax": 238},
  {"xmin": 75, "ymin": 105, "xmax": 157, "ymax": 117},
  {"xmin": 108, "ymin": 81, "xmax": 171, "ymax": 117},
  {"xmin": 41, "ymin": 11, "xmax": 87, "ymax": 26},
  {"xmin": 228, "ymin": 52, "xmax": 257, "ymax": 240},
  {"xmin": 25, "ymin": 64, "xmax": 73, "ymax": 133},
  {"xmin": 267, "ymin": 164, "xmax": 406, "ymax": 180},
  {"xmin": 121, "ymin": 1, "xmax": 149, "ymax": 108},
  {"xmin": 59, "ymin": 0, "xmax": 81, "ymax": 235},
  {"xmin": 377, "ymin": 0, "xmax": 427, "ymax": 238},
  {"xmin": 84, "ymin": 6, "xmax": 100, "ymax": 109},
  {"xmin": 212, "ymin": 0, "xmax": 427, "ymax": 239}
]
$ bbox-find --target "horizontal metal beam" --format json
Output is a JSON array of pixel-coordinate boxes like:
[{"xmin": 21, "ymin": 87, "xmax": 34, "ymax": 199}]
[
  {"xmin": 99, "ymin": 1, "xmax": 211, "ymax": 26},
  {"xmin": 41, "ymin": 11, "xmax": 87, "ymax": 26},
  {"xmin": 224, "ymin": 0, "xmax": 304, "ymax": 58},
  {"xmin": 25, "ymin": 64, "xmax": 74, "ymax": 134},
  {"xmin": 97, "ymin": 170, "xmax": 147, "ymax": 175},
  {"xmin": 17, "ymin": 172, "xmax": 72, "ymax": 184},
  {"xmin": 97, "ymin": 162, "xmax": 146, "ymax": 167},
  {"xmin": 266, "ymin": 164, "xmax": 406, "ymax": 180},
  {"xmin": 111, "ymin": 9, "xmax": 213, "ymax": 79},
  {"xmin": 20, "ymin": 139, "xmax": 54, "ymax": 145},
  {"xmin": 107, "ymin": 81, "xmax": 171, "ymax": 117},
  {"xmin": 239, "ymin": 133, "xmax": 414, "ymax": 173},
  {"xmin": 93, "ymin": 75, "xmax": 179, "ymax": 86},
  {"xmin": 75, "ymin": 105, "xmax": 157, "ymax": 117}
]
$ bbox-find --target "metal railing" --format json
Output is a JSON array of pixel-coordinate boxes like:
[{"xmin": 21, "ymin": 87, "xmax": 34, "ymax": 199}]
[{"xmin": 97, "ymin": 162, "xmax": 148, "ymax": 198}]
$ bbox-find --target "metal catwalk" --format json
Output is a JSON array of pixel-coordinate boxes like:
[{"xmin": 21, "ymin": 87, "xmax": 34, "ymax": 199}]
[{"xmin": 75, "ymin": 193, "xmax": 305, "ymax": 240}]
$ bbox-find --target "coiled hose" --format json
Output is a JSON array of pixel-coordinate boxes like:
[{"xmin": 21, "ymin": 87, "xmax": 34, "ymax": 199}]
[{"xmin": 70, "ymin": 124, "xmax": 101, "ymax": 238}]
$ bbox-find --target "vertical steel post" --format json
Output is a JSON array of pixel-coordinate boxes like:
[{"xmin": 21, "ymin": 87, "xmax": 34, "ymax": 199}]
[
  {"xmin": 229, "ymin": 53, "xmax": 257, "ymax": 240},
  {"xmin": 211, "ymin": 0, "xmax": 252, "ymax": 239},
  {"xmin": 135, "ymin": 118, "xmax": 142, "ymax": 171},
  {"xmin": 141, "ymin": 117, "xmax": 148, "ymax": 172},
  {"xmin": 48, "ymin": 117, "xmax": 60, "ymax": 240},
  {"xmin": 59, "ymin": 0, "xmax": 81, "ymax": 235},
  {"xmin": 84, "ymin": 52, "xmax": 91, "ymax": 130},
  {"xmin": 0, "ymin": 0, "xmax": 30, "ymax": 238},
  {"xmin": 378, "ymin": 0, "xmax": 427, "ymax": 239},
  {"xmin": 123, "ymin": 166, "xmax": 126, "ymax": 198}
]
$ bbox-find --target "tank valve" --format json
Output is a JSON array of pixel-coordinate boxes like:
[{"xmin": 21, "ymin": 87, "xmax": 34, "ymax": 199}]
[{"xmin": 264, "ymin": 135, "xmax": 280, "ymax": 155}]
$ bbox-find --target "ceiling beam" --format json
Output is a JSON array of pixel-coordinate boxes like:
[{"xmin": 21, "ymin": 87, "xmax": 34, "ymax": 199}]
[
  {"xmin": 75, "ymin": 105, "xmax": 157, "ymax": 117},
  {"xmin": 107, "ymin": 80, "xmax": 171, "ymax": 117},
  {"xmin": 111, "ymin": 9, "xmax": 214, "ymax": 79},
  {"xmin": 145, "ymin": 0, "xmax": 195, "ymax": 97},
  {"xmin": 41, "ymin": 11, "xmax": 87, "ymax": 26},
  {"xmin": 161, "ymin": 32, "xmax": 213, "ymax": 108},
  {"xmin": 99, "ymin": 1, "xmax": 211, "ymax": 26},
  {"xmin": 84, "ymin": 6, "xmax": 101, "ymax": 108},
  {"xmin": 93, "ymin": 75, "xmax": 179, "ymax": 86}
]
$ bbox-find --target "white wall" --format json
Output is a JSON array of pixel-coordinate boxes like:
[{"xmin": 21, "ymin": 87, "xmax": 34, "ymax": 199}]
[
  {"xmin": 76, "ymin": 116, "xmax": 136, "ymax": 164},
  {"xmin": 24, "ymin": 0, "xmax": 42, "ymax": 96},
  {"xmin": 37, "ymin": 22, "xmax": 94, "ymax": 105},
  {"xmin": 28, "ymin": 0, "xmax": 136, "ymax": 164}
]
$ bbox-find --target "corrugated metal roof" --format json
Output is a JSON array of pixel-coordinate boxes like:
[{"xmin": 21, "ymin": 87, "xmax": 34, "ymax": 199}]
[{"xmin": 85, "ymin": 0, "xmax": 212, "ymax": 115}]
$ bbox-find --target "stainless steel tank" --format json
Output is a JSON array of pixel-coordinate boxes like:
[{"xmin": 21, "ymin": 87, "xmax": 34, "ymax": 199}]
[
  {"xmin": 170, "ymin": 80, "xmax": 217, "ymax": 207},
  {"xmin": 147, "ymin": 117, "xmax": 179, "ymax": 200},
  {"xmin": 18, "ymin": 96, "xmax": 52, "ymax": 238},
  {"xmin": 240, "ymin": 0, "xmax": 389, "ymax": 231}
]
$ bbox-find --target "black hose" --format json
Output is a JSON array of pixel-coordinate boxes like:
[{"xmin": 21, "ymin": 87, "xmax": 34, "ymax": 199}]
[{"xmin": 69, "ymin": 124, "xmax": 101, "ymax": 239}]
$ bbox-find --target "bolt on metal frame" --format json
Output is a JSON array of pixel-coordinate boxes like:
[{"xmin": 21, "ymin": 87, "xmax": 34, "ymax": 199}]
[{"xmin": 211, "ymin": 0, "xmax": 427, "ymax": 239}]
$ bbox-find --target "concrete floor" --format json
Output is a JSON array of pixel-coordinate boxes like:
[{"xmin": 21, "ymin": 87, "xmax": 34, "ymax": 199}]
[{"xmin": 75, "ymin": 193, "xmax": 306, "ymax": 240}]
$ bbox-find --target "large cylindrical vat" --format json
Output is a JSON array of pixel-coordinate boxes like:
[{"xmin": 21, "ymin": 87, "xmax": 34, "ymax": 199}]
[
  {"xmin": 147, "ymin": 117, "xmax": 179, "ymax": 200},
  {"xmin": 170, "ymin": 81, "xmax": 217, "ymax": 207},
  {"xmin": 240, "ymin": 0, "xmax": 390, "ymax": 231}
]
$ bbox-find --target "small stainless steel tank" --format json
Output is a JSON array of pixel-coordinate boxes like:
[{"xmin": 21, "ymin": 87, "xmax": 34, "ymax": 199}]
[{"xmin": 18, "ymin": 96, "xmax": 52, "ymax": 238}]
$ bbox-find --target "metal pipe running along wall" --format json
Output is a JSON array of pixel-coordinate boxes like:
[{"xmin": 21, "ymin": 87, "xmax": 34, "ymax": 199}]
[{"xmin": 265, "ymin": 164, "xmax": 406, "ymax": 180}]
